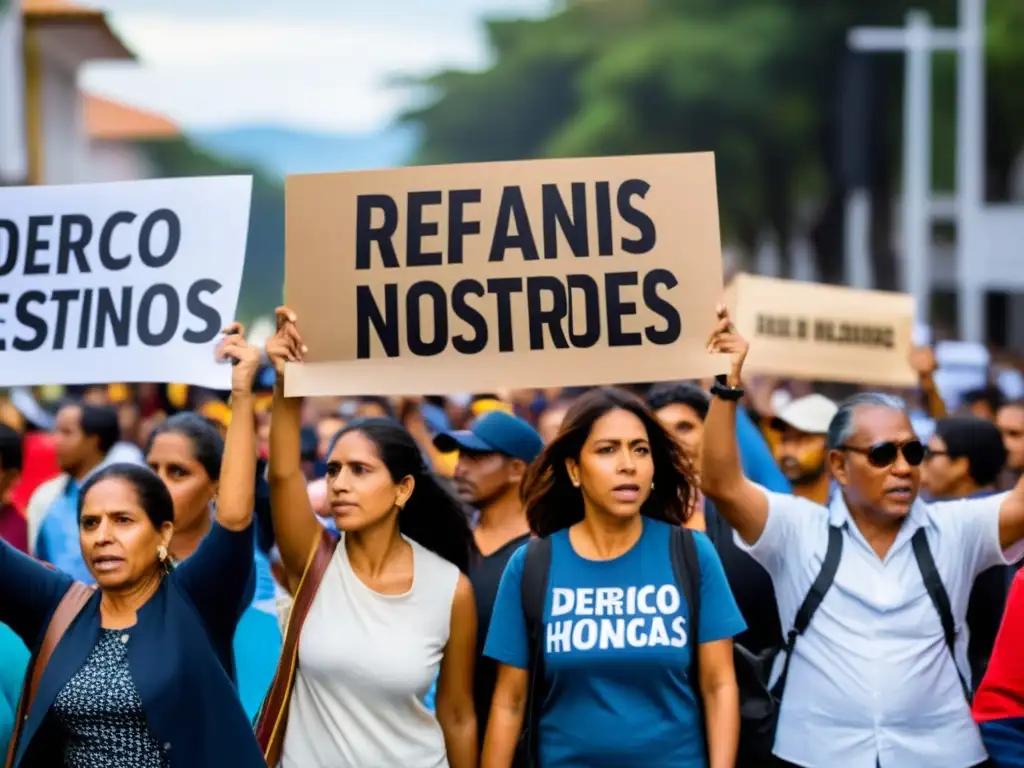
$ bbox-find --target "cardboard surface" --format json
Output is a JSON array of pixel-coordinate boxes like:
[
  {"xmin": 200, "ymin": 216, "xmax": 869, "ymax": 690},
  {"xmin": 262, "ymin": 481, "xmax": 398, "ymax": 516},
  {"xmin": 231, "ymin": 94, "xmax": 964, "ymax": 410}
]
[
  {"xmin": 725, "ymin": 274, "xmax": 917, "ymax": 387},
  {"xmin": 284, "ymin": 153, "xmax": 729, "ymax": 396}
]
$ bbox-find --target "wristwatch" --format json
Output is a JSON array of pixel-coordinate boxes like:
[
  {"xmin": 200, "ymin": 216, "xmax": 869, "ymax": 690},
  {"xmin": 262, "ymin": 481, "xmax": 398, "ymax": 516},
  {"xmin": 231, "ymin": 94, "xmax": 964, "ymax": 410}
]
[{"xmin": 710, "ymin": 374, "xmax": 744, "ymax": 401}]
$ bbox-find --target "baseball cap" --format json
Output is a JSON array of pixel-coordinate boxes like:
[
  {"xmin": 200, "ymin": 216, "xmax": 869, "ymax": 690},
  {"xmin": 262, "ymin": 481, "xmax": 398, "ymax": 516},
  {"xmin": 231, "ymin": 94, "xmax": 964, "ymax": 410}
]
[
  {"xmin": 773, "ymin": 394, "xmax": 838, "ymax": 436},
  {"xmin": 434, "ymin": 411, "xmax": 543, "ymax": 464}
]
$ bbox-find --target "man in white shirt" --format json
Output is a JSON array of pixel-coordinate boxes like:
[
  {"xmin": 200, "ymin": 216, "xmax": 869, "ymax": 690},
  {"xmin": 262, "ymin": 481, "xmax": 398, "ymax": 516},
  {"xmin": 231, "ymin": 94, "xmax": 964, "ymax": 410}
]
[{"xmin": 701, "ymin": 307, "xmax": 1024, "ymax": 768}]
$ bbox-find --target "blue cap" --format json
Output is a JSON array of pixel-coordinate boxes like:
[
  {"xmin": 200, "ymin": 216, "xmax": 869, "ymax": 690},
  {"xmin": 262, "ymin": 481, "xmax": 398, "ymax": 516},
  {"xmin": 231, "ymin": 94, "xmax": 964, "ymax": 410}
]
[{"xmin": 433, "ymin": 411, "xmax": 544, "ymax": 463}]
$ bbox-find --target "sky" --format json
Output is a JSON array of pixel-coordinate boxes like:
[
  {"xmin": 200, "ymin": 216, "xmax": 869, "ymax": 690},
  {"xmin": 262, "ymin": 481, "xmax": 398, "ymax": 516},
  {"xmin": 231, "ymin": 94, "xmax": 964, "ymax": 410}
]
[{"xmin": 80, "ymin": 0, "xmax": 553, "ymax": 134}]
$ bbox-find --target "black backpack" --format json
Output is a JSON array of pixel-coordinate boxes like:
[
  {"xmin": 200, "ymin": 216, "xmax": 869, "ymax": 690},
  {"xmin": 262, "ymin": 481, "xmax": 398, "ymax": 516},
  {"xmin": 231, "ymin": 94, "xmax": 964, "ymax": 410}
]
[
  {"xmin": 730, "ymin": 524, "xmax": 844, "ymax": 763},
  {"xmin": 720, "ymin": 521, "xmax": 969, "ymax": 764},
  {"xmin": 518, "ymin": 527, "xmax": 703, "ymax": 768}
]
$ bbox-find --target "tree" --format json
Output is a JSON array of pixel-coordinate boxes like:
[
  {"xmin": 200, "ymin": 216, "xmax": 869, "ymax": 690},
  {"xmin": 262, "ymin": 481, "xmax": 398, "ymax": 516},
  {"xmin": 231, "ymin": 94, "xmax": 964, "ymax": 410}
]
[{"xmin": 403, "ymin": 0, "xmax": 1024, "ymax": 292}]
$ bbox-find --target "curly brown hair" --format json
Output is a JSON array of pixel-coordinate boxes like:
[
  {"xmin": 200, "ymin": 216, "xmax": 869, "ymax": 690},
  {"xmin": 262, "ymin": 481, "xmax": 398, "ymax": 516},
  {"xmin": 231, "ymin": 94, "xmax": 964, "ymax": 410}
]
[{"xmin": 521, "ymin": 387, "xmax": 697, "ymax": 537}]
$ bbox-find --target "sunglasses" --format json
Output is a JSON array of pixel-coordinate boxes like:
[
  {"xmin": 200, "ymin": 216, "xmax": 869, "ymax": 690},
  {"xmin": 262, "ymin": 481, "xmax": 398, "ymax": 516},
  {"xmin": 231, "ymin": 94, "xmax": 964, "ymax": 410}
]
[{"xmin": 840, "ymin": 439, "xmax": 925, "ymax": 468}]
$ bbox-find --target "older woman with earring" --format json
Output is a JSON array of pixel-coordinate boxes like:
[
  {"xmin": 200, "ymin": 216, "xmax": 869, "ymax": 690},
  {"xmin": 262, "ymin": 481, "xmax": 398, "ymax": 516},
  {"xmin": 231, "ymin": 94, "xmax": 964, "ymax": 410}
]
[{"xmin": 0, "ymin": 324, "xmax": 267, "ymax": 768}]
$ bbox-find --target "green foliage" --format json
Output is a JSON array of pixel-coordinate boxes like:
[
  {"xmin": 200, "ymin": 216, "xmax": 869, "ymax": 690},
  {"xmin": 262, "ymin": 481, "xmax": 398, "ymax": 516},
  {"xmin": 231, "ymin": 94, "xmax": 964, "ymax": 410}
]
[
  {"xmin": 402, "ymin": 0, "xmax": 1024, "ymax": 283},
  {"xmin": 140, "ymin": 138, "xmax": 284, "ymax": 326}
]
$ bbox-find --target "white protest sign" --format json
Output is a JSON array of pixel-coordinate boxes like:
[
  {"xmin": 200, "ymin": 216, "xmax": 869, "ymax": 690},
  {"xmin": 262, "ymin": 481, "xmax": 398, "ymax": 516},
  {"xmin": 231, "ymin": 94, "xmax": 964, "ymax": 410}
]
[
  {"xmin": 0, "ymin": 176, "xmax": 252, "ymax": 388},
  {"xmin": 933, "ymin": 340, "xmax": 990, "ymax": 410}
]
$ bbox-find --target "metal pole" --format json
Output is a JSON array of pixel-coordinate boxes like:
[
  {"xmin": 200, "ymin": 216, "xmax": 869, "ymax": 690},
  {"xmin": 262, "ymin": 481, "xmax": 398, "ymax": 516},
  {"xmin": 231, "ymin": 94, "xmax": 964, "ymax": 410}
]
[
  {"xmin": 904, "ymin": 11, "xmax": 932, "ymax": 324},
  {"xmin": 0, "ymin": 0, "xmax": 28, "ymax": 184},
  {"xmin": 956, "ymin": 0, "xmax": 985, "ymax": 342},
  {"xmin": 844, "ymin": 190, "xmax": 872, "ymax": 288}
]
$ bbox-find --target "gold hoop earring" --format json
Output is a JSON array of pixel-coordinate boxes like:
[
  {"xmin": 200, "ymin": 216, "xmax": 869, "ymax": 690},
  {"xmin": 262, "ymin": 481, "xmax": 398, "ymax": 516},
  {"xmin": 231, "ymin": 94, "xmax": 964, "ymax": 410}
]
[{"xmin": 157, "ymin": 544, "xmax": 169, "ymax": 563}]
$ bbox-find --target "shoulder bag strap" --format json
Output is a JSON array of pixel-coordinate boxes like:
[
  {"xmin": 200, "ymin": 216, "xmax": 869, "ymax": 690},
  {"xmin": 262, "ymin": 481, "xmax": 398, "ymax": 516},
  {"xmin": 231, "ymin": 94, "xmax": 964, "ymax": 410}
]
[
  {"xmin": 911, "ymin": 528, "xmax": 971, "ymax": 701},
  {"xmin": 520, "ymin": 537, "xmax": 551, "ymax": 768},
  {"xmin": 5, "ymin": 580, "xmax": 94, "ymax": 768},
  {"xmin": 770, "ymin": 525, "xmax": 843, "ymax": 700},
  {"xmin": 255, "ymin": 527, "xmax": 340, "ymax": 766}
]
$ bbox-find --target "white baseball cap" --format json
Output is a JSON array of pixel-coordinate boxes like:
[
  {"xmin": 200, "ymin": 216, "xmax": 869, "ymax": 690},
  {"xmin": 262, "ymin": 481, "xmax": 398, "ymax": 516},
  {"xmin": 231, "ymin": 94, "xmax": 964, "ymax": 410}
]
[{"xmin": 774, "ymin": 394, "xmax": 838, "ymax": 436}]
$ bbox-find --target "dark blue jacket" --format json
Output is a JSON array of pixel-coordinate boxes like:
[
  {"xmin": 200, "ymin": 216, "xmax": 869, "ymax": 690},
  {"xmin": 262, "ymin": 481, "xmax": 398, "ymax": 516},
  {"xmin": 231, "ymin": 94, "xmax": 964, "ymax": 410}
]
[{"xmin": 1, "ymin": 523, "xmax": 266, "ymax": 768}]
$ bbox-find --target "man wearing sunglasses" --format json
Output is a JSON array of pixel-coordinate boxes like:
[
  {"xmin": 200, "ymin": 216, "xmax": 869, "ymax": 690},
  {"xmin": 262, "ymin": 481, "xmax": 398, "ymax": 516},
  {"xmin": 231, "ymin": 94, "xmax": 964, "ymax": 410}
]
[{"xmin": 701, "ymin": 306, "xmax": 1024, "ymax": 768}]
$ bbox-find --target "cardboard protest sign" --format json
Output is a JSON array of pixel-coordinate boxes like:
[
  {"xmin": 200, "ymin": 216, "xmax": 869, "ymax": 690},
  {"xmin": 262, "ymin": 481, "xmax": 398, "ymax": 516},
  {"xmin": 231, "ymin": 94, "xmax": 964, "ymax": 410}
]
[
  {"xmin": 724, "ymin": 273, "xmax": 916, "ymax": 386},
  {"xmin": 0, "ymin": 176, "xmax": 251, "ymax": 388},
  {"xmin": 284, "ymin": 153, "xmax": 729, "ymax": 397}
]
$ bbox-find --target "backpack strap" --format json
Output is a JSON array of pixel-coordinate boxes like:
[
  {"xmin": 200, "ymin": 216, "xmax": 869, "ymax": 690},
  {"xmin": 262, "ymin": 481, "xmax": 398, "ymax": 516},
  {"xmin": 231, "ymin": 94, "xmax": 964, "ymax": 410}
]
[
  {"xmin": 702, "ymin": 499, "xmax": 726, "ymax": 549},
  {"xmin": 670, "ymin": 526, "xmax": 705, "ymax": 753},
  {"xmin": 911, "ymin": 527, "xmax": 971, "ymax": 701},
  {"xmin": 770, "ymin": 524, "xmax": 843, "ymax": 699},
  {"xmin": 255, "ymin": 527, "xmax": 340, "ymax": 766},
  {"xmin": 669, "ymin": 526, "xmax": 702, "ymax": 686},
  {"xmin": 520, "ymin": 537, "xmax": 551, "ymax": 768},
  {"xmin": 6, "ymin": 580, "xmax": 94, "ymax": 768}
]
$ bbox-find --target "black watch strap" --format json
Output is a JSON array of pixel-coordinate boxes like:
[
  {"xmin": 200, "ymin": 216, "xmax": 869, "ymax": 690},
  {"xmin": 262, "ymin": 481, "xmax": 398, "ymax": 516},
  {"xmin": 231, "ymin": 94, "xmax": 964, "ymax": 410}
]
[{"xmin": 711, "ymin": 374, "xmax": 744, "ymax": 401}]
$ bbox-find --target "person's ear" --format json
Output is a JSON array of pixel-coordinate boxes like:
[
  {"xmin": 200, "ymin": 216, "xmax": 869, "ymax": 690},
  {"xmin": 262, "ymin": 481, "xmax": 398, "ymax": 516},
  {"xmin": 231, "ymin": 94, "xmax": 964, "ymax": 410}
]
[
  {"xmin": 159, "ymin": 521, "xmax": 174, "ymax": 547},
  {"xmin": 507, "ymin": 458, "xmax": 528, "ymax": 485},
  {"xmin": 950, "ymin": 456, "xmax": 971, "ymax": 483},
  {"xmin": 827, "ymin": 449, "xmax": 848, "ymax": 487},
  {"xmin": 564, "ymin": 458, "xmax": 581, "ymax": 488},
  {"xmin": 395, "ymin": 475, "xmax": 415, "ymax": 509}
]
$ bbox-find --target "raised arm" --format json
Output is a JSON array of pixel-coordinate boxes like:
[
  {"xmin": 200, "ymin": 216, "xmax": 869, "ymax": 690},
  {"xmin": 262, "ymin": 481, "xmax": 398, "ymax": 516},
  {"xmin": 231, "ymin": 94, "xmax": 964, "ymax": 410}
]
[
  {"xmin": 909, "ymin": 346, "xmax": 948, "ymax": 419},
  {"xmin": 214, "ymin": 322, "xmax": 260, "ymax": 532},
  {"xmin": 266, "ymin": 307, "xmax": 323, "ymax": 582},
  {"xmin": 173, "ymin": 325, "xmax": 261, "ymax": 632},
  {"xmin": 700, "ymin": 306, "xmax": 769, "ymax": 545}
]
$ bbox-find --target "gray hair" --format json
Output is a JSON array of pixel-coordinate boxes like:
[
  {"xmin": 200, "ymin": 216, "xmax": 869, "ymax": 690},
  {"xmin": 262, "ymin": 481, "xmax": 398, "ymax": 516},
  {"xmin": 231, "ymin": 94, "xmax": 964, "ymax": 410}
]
[{"xmin": 826, "ymin": 392, "xmax": 907, "ymax": 451}]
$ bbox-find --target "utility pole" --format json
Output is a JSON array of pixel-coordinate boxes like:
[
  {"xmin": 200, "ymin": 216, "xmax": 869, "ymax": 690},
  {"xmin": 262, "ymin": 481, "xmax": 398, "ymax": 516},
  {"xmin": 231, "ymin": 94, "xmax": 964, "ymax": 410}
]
[
  {"xmin": 848, "ymin": 11, "xmax": 959, "ymax": 324},
  {"xmin": 0, "ymin": 0, "xmax": 27, "ymax": 186},
  {"xmin": 956, "ymin": 0, "xmax": 986, "ymax": 343}
]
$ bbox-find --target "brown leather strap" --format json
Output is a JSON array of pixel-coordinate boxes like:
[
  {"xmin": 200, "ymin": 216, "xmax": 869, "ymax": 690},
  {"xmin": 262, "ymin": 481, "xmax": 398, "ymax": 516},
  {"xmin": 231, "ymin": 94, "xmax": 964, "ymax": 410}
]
[
  {"xmin": 255, "ymin": 528, "xmax": 339, "ymax": 766},
  {"xmin": 5, "ymin": 581, "xmax": 95, "ymax": 768}
]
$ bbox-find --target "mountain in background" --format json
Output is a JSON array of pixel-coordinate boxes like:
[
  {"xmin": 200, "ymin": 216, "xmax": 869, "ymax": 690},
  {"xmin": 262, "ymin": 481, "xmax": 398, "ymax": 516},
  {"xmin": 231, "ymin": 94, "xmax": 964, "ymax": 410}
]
[{"xmin": 191, "ymin": 124, "xmax": 419, "ymax": 178}]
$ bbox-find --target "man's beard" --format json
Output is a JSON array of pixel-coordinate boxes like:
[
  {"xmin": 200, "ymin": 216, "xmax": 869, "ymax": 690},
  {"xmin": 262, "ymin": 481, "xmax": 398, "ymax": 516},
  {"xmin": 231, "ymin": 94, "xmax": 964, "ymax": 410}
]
[{"xmin": 781, "ymin": 459, "xmax": 826, "ymax": 486}]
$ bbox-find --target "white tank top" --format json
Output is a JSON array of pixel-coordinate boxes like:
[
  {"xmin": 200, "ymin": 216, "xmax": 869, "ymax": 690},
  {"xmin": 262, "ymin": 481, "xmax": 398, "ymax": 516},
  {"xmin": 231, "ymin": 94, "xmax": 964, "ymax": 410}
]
[{"xmin": 280, "ymin": 533, "xmax": 460, "ymax": 768}]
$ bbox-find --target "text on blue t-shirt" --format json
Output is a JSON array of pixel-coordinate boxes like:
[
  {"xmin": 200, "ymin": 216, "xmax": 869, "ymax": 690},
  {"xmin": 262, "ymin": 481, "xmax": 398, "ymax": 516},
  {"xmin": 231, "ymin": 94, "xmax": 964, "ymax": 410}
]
[{"xmin": 483, "ymin": 518, "xmax": 745, "ymax": 768}]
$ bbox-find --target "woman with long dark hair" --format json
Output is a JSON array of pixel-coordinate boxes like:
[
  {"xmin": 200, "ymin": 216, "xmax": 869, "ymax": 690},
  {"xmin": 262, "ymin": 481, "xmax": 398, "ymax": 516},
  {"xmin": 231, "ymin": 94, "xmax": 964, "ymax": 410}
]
[
  {"xmin": 0, "ymin": 324, "xmax": 266, "ymax": 767},
  {"xmin": 482, "ymin": 387, "xmax": 744, "ymax": 768},
  {"xmin": 257, "ymin": 307, "xmax": 478, "ymax": 768}
]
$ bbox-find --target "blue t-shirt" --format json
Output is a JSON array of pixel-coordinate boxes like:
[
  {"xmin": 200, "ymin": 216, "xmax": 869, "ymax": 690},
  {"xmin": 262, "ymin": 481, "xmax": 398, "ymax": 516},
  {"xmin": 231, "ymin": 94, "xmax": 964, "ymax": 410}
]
[
  {"xmin": 0, "ymin": 623, "xmax": 30, "ymax": 759},
  {"xmin": 484, "ymin": 518, "xmax": 746, "ymax": 768},
  {"xmin": 233, "ymin": 548, "xmax": 284, "ymax": 721}
]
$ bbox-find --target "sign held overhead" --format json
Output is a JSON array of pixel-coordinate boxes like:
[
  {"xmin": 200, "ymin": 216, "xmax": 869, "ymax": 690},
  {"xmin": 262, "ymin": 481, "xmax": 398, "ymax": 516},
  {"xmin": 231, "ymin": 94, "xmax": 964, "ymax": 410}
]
[
  {"xmin": 285, "ymin": 153, "xmax": 729, "ymax": 396},
  {"xmin": 724, "ymin": 273, "xmax": 917, "ymax": 386},
  {"xmin": 0, "ymin": 176, "xmax": 252, "ymax": 388}
]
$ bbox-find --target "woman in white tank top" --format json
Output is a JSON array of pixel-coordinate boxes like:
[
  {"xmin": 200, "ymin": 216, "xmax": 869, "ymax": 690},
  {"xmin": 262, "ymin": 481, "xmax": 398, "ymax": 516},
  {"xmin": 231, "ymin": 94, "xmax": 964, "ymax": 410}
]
[{"xmin": 261, "ymin": 308, "xmax": 479, "ymax": 768}]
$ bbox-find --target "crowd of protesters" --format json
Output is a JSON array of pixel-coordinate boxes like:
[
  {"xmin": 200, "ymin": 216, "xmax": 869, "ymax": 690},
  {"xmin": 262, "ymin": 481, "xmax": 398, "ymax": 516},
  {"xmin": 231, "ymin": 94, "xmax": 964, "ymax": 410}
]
[{"xmin": 1, "ymin": 306, "xmax": 1024, "ymax": 768}]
